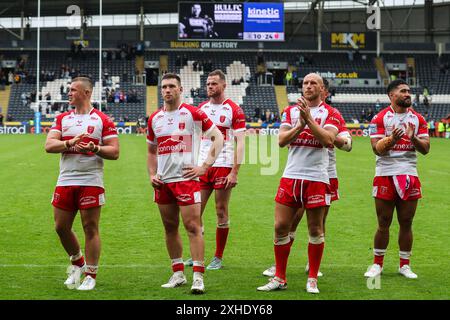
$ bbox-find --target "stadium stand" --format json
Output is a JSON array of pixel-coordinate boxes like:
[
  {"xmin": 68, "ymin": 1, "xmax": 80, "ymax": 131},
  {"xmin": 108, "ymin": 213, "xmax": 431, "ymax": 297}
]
[{"xmin": 2, "ymin": 49, "xmax": 450, "ymax": 124}]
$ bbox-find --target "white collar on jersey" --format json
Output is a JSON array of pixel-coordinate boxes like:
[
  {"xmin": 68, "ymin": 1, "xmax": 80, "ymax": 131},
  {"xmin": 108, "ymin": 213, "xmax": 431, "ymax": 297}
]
[
  {"xmin": 389, "ymin": 105, "xmax": 410, "ymax": 115},
  {"xmin": 163, "ymin": 103, "xmax": 183, "ymax": 112},
  {"xmin": 73, "ymin": 107, "xmax": 94, "ymax": 115}
]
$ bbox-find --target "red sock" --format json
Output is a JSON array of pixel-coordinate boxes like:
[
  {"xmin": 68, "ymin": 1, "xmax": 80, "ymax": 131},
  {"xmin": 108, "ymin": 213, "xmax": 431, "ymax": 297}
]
[
  {"xmin": 84, "ymin": 265, "xmax": 98, "ymax": 279},
  {"xmin": 274, "ymin": 243, "xmax": 291, "ymax": 282},
  {"xmin": 193, "ymin": 265, "xmax": 205, "ymax": 274},
  {"xmin": 71, "ymin": 256, "xmax": 85, "ymax": 268},
  {"xmin": 400, "ymin": 258, "xmax": 409, "ymax": 268},
  {"xmin": 308, "ymin": 242, "xmax": 324, "ymax": 279},
  {"xmin": 374, "ymin": 255, "xmax": 385, "ymax": 267},
  {"xmin": 172, "ymin": 263, "xmax": 184, "ymax": 273},
  {"xmin": 215, "ymin": 227, "xmax": 229, "ymax": 259}
]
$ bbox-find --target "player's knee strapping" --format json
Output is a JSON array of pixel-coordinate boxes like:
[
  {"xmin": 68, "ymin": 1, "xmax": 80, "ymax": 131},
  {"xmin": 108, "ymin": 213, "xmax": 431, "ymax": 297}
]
[
  {"xmin": 274, "ymin": 235, "xmax": 291, "ymax": 246},
  {"xmin": 217, "ymin": 220, "xmax": 229, "ymax": 228},
  {"xmin": 309, "ymin": 234, "xmax": 325, "ymax": 245}
]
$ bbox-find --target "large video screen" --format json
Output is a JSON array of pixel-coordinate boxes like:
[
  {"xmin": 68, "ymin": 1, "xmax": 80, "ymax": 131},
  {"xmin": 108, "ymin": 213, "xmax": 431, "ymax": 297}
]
[{"xmin": 178, "ymin": 2, "xmax": 284, "ymax": 41}]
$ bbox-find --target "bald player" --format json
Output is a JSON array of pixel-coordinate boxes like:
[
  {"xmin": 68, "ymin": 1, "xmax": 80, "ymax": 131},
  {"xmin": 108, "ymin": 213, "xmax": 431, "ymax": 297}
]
[
  {"xmin": 257, "ymin": 73, "xmax": 341, "ymax": 294},
  {"xmin": 261, "ymin": 78, "xmax": 352, "ymax": 279},
  {"xmin": 45, "ymin": 77, "xmax": 120, "ymax": 291}
]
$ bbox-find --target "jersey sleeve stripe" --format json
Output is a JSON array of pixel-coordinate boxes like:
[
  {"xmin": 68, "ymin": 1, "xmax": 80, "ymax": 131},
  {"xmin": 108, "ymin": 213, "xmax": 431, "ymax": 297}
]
[
  {"xmin": 103, "ymin": 134, "xmax": 119, "ymax": 140},
  {"xmin": 324, "ymin": 124, "xmax": 339, "ymax": 131},
  {"xmin": 50, "ymin": 128, "xmax": 61, "ymax": 133},
  {"xmin": 280, "ymin": 123, "xmax": 292, "ymax": 128},
  {"xmin": 146, "ymin": 139, "xmax": 157, "ymax": 145},
  {"xmin": 370, "ymin": 134, "xmax": 385, "ymax": 138}
]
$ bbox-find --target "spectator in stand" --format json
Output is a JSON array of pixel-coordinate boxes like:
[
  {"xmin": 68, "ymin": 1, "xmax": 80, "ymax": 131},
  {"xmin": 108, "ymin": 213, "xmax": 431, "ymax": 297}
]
[
  {"xmin": 7, "ymin": 114, "xmax": 13, "ymax": 121},
  {"xmin": 375, "ymin": 99, "xmax": 382, "ymax": 113},
  {"xmin": 422, "ymin": 87, "xmax": 431, "ymax": 107},
  {"xmin": 428, "ymin": 119, "xmax": 435, "ymax": 137},
  {"xmin": 254, "ymin": 107, "xmax": 261, "ymax": 122},
  {"xmin": 8, "ymin": 71, "xmax": 14, "ymax": 85},
  {"xmin": 285, "ymin": 71, "xmax": 293, "ymax": 86},
  {"xmin": 366, "ymin": 108, "xmax": 375, "ymax": 122},
  {"xmin": 446, "ymin": 120, "xmax": 450, "ymax": 139},
  {"xmin": 0, "ymin": 113, "xmax": 3, "ymax": 125},
  {"xmin": 437, "ymin": 120, "xmax": 445, "ymax": 138}
]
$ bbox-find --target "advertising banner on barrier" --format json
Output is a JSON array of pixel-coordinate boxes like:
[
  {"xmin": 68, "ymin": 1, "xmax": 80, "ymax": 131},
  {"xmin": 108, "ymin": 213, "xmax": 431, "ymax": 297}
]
[{"xmin": 1, "ymin": 123, "xmax": 370, "ymax": 137}]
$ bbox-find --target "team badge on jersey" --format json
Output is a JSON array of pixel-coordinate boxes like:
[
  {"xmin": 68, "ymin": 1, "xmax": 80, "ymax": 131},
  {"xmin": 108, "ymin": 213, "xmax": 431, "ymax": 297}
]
[
  {"xmin": 220, "ymin": 115, "xmax": 226, "ymax": 123},
  {"xmin": 87, "ymin": 126, "xmax": 95, "ymax": 134},
  {"xmin": 179, "ymin": 122, "xmax": 185, "ymax": 130}
]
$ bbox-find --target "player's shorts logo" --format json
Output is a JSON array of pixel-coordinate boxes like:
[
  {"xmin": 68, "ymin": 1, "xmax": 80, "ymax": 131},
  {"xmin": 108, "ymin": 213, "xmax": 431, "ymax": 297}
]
[
  {"xmin": 87, "ymin": 126, "xmax": 95, "ymax": 134},
  {"xmin": 176, "ymin": 194, "xmax": 192, "ymax": 202},
  {"xmin": 80, "ymin": 196, "xmax": 97, "ymax": 206},
  {"xmin": 53, "ymin": 193, "xmax": 60, "ymax": 202},
  {"xmin": 277, "ymin": 188, "xmax": 285, "ymax": 199}
]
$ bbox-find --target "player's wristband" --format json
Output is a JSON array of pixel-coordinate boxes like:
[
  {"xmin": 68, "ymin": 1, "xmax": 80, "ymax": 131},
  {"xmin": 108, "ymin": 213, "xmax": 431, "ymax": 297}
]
[
  {"xmin": 94, "ymin": 145, "xmax": 101, "ymax": 154},
  {"xmin": 64, "ymin": 140, "xmax": 69, "ymax": 150}
]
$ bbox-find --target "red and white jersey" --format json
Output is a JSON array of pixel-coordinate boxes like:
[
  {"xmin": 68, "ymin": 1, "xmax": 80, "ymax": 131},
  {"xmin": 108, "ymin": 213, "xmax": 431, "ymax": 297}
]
[
  {"xmin": 281, "ymin": 102, "xmax": 341, "ymax": 183},
  {"xmin": 197, "ymin": 99, "xmax": 246, "ymax": 168},
  {"xmin": 50, "ymin": 108, "xmax": 118, "ymax": 187},
  {"xmin": 327, "ymin": 108, "xmax": 351, "ymax": 179},
  {"xmin": 369, "ymin": 106, "xmax": 428, "ymax": 176},
  {"xmin": 147, "ymin": 103, "xmax": 215, "ymax": 183}
]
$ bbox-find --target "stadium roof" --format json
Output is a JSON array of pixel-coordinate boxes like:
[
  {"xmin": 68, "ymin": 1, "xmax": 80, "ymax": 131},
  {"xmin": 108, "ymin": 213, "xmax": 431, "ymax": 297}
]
[
  {"xmin": 0, "ymin": 0, "xmax": 447, "ymax": 18},
  {"xmin": 0, "ymin": 0, "xmax": 286, "ymax": 18}
]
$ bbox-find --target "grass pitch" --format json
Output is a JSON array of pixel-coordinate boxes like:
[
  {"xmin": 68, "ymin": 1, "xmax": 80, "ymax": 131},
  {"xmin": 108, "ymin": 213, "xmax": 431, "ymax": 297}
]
[{"xmin": 0, "ymin": 135, "xmax": 449, "ymax": 300}]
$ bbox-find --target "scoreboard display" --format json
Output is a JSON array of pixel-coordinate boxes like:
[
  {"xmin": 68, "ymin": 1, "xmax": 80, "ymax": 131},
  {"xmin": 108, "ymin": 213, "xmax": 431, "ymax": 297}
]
[{"xmin": 178, "ymin": 2, "xmax": 284, "ymax": 41}]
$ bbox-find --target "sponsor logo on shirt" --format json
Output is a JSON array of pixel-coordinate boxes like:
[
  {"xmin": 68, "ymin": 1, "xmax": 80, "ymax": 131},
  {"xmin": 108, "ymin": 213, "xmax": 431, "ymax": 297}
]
[
  {"xmin": 87, "ymin": 126, "xmax": 95, "ymax": 134},
  {"xmin": 157, "ymin": 135, "xmax": 192, "ymax": 155}
]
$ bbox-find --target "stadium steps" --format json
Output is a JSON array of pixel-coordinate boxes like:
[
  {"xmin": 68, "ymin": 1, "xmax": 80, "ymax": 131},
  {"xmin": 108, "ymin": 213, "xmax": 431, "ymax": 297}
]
[
  {"xmin": 0, "ymin": 85, "xmax": 11, "ymax": 118},
  {"xmin": 374, "ymin": 57, "xmax": 389, "ymax": 86},
  {"xmin": 135, "ymin": 56, "xmax": 145, "ymax": 74},
  {"xmin": 146, "ymin": 86, "xmax": 158, "ymax": 115},
  {"xmin": 275, "ymin": 85, "xmax": 289, "ymax": 113},
  {"xmin": 406, "ymin": 57, "xmax": 417, "ymax": 86}
]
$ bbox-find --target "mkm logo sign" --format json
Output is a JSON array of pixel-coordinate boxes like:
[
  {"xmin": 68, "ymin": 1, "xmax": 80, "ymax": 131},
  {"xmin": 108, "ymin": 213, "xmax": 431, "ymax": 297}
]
[{"xmin": 331, "ymin": 33, "xmax": 366, "ymax": 49}]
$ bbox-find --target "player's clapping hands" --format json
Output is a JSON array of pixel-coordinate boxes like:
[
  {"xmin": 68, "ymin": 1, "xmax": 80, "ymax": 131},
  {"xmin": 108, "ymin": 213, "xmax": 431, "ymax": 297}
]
[
  {"xmin": 75, "ymin": 140, "xmax": 97, "ymax": 153},
  {"xmin": 297, "ymin": 96, "xmax": 312, "ymax": 123},
  {"xmin": 391, "ymin": 127, "xmax": 405, "ymax": 142},
  {"xmin": 405, "ymin": 122, "xmax": 416, "ymax": 139}
]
